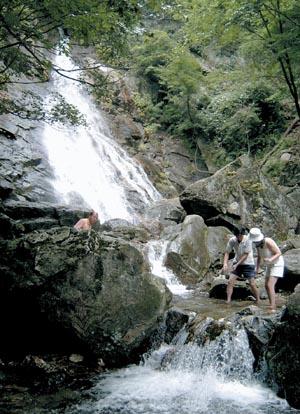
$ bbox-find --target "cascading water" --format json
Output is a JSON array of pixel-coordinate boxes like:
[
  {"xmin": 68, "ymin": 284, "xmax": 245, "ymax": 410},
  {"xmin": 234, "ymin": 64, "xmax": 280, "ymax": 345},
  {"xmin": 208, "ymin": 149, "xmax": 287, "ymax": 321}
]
[
  {"xmin": 42, "ymin": 44, "xmax": 188, "ymax": 295},
  {"xmin": 147, "ymin": 239, "xmax": 191, "ymax": 296},
  {"xmin": 43, "ymin": 47, "xmax": 160, "ymax": 224},
  {"xmin": 60, "ymin": 324, "xmax": 295, "ymax": 414}
]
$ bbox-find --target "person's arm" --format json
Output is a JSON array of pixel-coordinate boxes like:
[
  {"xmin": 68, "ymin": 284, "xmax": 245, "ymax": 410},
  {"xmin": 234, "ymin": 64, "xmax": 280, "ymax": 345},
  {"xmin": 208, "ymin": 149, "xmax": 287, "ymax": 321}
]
[
  {"xmin": 222, "ymin": 251, "xmax": 230, "ymax": 272},
  {"xmin": 232, "ymin": 253, "xmax": 248, "ymax": 270},
  {"xmin": 255, "ymin": 249, "xmax": 262, "ymax": 273},
  {"xmin": 264, "ymin": 238, "xmax": 282, "ymax": 263},
  {"xmin": 74, "ymin": 219, "xmax": 84, "ymax": 229}
]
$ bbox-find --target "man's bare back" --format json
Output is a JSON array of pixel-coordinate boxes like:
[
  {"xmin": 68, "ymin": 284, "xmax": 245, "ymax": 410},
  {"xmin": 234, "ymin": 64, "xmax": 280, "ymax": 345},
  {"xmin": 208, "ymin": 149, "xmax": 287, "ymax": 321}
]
[{"xmin": 74, "ymin": 211, "xmax": 98, "ymax": 230}]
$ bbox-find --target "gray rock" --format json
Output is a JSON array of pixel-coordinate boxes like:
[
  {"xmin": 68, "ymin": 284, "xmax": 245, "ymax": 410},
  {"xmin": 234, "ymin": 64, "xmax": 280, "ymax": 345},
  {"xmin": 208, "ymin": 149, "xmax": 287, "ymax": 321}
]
[
  {"xmin": 0, "ymin": 227, "xmax": 171, "ymax": 367},
  {"xmin": 179, "ymin": 156, "xmax": 298, "ymax": 239},
  {"xmin": 265, "ymin": 289, "xmax": 300, "ymax": 408}
]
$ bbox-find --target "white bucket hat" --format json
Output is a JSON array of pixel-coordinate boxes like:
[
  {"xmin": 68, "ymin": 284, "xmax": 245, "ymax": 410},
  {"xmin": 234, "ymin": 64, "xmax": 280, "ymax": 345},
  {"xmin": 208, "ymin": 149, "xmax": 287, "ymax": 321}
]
[{"xmin": 248, "ymin": 227, "xmax": 264, "ymax": 242}]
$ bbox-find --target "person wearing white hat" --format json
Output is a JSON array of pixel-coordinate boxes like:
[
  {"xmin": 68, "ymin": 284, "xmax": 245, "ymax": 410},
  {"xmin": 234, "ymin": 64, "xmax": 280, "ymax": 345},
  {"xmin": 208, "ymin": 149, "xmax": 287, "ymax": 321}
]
[
  {"xmin": 222, "ymin": 226, "xmax": 260, "ymax": 304},
  {"xmin": 248, "ymin": 227, "xmax": 284, "ymax": 310}
]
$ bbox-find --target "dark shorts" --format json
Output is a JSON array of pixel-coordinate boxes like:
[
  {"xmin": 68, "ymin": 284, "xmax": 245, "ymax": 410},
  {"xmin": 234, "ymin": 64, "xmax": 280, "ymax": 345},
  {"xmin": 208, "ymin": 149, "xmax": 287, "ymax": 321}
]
[{"xmin": 231, "ymin": 264, "xmax": 255, "ymax": 279}]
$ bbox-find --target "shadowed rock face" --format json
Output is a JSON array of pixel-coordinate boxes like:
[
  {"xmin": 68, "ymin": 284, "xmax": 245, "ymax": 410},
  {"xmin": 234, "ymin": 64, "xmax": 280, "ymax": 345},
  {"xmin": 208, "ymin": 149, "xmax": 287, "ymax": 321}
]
[{"xmin": 0, "ymin": 226, "xmax": 171, "ymax": 367}]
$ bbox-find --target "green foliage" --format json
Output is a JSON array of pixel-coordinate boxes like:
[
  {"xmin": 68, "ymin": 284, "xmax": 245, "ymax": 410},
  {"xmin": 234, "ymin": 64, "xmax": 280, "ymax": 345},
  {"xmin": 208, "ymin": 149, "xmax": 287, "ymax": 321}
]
[
  {"xmin": 196, "ymin": 80, "xmax": 285, "ymax": 157},
  {"xmin": 179, "ymin": 0, "xmax": 300, "ymax": 117},
  {"xmin": 133, "ymin": 22, "xmax": 285, "ymax": 157},
  {"xmin": 0, "ymin": 0, "xmax": 299, "ymax": 164},
  {"xmin": 133, "ymin": 30, "xmax": 205, "ymax": 137},
  {"xmin": 0, "ymin": 0, "xmax": 165, "ymax": 79},
  {"xmin": 133, "ymin": 31, "xmax": 176, "ymax": 81},
  {"xmin": 157, "ymin": 51, "xmax": 203, "ymax": 98},
  {"xmin": 47, "ymin": 94, "xmax": 87, "ymax": 126},
  {"xmin": 0, "ymin": 0, "xmax": 166, "ymax": 122},
  {"xmin": 130, "ymin": 1, "xmax": 294, "ymax": 160}
]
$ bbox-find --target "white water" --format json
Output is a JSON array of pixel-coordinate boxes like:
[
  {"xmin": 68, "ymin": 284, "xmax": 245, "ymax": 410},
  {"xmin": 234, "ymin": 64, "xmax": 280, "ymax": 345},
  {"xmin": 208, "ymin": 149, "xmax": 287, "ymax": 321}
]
[
  {"xmin": 43, "ymin": 51, "xmax": 160, "ymax": 224},
  {"xmin": 147, "ymin": 240, "xmax": 191, "ymax": 296},
  {"xmin": 66, "ymin": 327, "xmax": 295, "ymax": 414}
]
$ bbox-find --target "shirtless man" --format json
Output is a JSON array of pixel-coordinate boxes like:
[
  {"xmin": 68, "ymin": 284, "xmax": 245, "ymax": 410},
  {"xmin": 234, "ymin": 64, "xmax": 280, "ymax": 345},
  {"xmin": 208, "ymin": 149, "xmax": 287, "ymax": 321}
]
[{"xmin": 74, "ymin": 211, "xmax": 98, "ymax": 230}]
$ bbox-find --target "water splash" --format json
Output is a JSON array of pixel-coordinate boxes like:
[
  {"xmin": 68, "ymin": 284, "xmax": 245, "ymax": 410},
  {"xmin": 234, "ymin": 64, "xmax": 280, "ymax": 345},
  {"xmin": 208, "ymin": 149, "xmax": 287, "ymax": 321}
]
[{"xmin": 68, "ymin": 326, "xmax": 295, "ymax": 414}]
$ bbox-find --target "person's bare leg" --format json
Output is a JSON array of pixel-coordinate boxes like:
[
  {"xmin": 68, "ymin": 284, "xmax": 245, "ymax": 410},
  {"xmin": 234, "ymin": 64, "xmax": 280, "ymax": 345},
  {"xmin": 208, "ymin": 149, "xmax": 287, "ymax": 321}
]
[
  {"xmin": 249, "ymin": 278, "xmax": 260, "ymax": 302},
  {"xmin": 265, "ymin": 276, "xmax": 278, "ymax": 309},
  {"xmin": 226, "ymin": 274, "xmax": 237, "ymax": 303}
]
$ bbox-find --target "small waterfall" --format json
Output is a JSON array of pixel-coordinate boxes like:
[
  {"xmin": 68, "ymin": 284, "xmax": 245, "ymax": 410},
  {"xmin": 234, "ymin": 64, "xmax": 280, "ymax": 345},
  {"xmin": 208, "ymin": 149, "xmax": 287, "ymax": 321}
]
[
  {"xmin": 42, "ymin": 49, "xmax": 160, "ymax": 224},
  {"xmin": 68, "ymin": 324, "xmax": 295, "ymax": 414},
  {"xmin": 147, "ymin": 240, "xmax": 191, "ymax": 296}
]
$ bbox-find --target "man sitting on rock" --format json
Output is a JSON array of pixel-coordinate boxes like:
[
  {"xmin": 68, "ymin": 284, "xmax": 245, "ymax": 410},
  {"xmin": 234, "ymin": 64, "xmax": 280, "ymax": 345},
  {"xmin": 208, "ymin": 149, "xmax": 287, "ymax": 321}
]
[
  {"xmin": 74, "ymin": 210, "xmax": 98, "ymax": 230},
  {"xmin": 222, "ymin": 226, "xmax": 260, "ymax": 304}
]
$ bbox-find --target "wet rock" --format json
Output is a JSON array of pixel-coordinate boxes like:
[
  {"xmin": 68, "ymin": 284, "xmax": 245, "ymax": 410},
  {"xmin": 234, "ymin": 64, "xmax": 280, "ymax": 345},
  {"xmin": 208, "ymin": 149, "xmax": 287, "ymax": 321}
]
[
  {"xmin": 164, "ymin": 307, "xmax": 190, "ymax": 344},
  {"xmin": 265, "ymin": 288, "xmax": 300, "ymax": 408},
  {"xmin": 209, "ymin": 278, "xmax": 252, "ymax": 301},
  {"xmin": 277, "ymin": 248, "xmax": 300, "ymax": 292},
  {"xmin": 144, "ymin": 198, "xmax": 186, "ymax": 227},
  {"xmin": 162, "ymin": 216, "xmax": 231, "ymax": 286}
]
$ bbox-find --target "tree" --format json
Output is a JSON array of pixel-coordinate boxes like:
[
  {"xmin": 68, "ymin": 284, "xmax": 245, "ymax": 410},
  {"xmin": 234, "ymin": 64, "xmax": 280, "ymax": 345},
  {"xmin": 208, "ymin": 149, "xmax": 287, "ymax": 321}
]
[
  {"xmin": 156, "ymin": 49, "xmax": 204, "ymax": 135},
  {"xmin": 133, "ymin": 30, "xmax": 204, "ymax": 136},
  {"xmin": 173, "ymin": 0, "xmax": 300, "ymax": 118},
  {"xmin": 231, "ymin": 0, "xmax": 300, "ymax": 118},
  {"xmin": 0, "ymin": 0, "xmax": 164, "ymax": 122}
]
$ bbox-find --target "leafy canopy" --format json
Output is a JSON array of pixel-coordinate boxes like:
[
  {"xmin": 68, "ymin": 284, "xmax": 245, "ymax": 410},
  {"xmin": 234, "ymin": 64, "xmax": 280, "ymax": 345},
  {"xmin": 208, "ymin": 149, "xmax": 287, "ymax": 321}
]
[
  {"xmin": 0, "ymin": 0, "xmax": 164, "ymax": 123},
  {"xmin": 174, "ymin": 0, "xmax": 300, "ymax": 117},
  {"xmin": 131, "ymin": 0, "xmax": 298, "ymax": 162}
]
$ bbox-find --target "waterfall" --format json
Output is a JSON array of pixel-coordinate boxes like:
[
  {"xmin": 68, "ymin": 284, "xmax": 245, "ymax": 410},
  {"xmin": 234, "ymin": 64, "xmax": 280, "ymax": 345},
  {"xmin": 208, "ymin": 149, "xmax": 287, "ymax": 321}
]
[
  {"xmin": 147, "ymin": 239, "xmax": 191, "ymax": 296},
  {"xmin": 42, "ymin": 47, "xmax": 188, "ymax": 295},
  {"xmin": 42, "ymin": 50, "xmax": 161, "ymax": 224},
  {"xmin": 67, "ymin": 324, "xmax": 295, "ymax": 414}
]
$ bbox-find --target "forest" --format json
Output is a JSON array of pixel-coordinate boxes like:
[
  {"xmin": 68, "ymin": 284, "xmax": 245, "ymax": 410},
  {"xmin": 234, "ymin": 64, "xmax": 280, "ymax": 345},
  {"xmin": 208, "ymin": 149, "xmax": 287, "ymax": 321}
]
[{"xmin": 1, "ymin": 0, "xmax": 300, "ymax": 171}]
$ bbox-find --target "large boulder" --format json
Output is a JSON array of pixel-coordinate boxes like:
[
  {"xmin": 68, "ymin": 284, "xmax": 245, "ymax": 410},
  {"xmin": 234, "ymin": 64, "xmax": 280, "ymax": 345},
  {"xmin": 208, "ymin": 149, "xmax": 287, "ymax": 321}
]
[
  {"xmin": 179, "ymin": 156, "xmax": 298, "ymax": 239},
  {"xmin": 0, "ymin": 226, "xmax": 171, "ymax": 367},
  {"xmin": 277, "ymin": 248, "xmax": 300, "ymax": 292},
  {"xmin": 161, "ymin": 215, "xmax": 230, "ymax": 286},
  {"xmin": 144, "ymin": 197, "xmax": 187, "ymax": 228},
  {"xmin": 0, "ymin": 121, "xmax": 59, "ymax": 205}
]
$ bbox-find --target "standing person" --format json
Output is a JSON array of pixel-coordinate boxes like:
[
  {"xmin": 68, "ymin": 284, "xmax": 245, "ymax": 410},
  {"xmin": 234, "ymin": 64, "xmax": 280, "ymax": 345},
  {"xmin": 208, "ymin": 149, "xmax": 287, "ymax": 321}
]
[
  {"xmin": 248, "ymin": 227, "xmax": 284, "ymax": 310},
  {"xmin": 222, "ymin": 226, "xmax": 260, "ymax": 304},
  {"xmin": 74, "ymin": 210, "xmax": 98, "ymax": 230}
]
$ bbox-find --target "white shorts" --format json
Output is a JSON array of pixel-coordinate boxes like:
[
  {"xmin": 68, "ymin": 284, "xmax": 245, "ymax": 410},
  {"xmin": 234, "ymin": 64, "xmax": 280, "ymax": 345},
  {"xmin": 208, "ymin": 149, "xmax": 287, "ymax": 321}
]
[{"xmin": 265, "ymin": 265, "xmax": 284, "ymax": 278}]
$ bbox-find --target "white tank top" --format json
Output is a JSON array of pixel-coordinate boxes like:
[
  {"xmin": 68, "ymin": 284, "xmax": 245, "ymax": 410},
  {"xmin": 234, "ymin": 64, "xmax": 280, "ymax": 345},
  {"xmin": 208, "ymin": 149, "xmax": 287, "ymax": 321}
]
[{"xmin": 258, "ymin": 237, "xmax": 284, "ymax": 267}]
